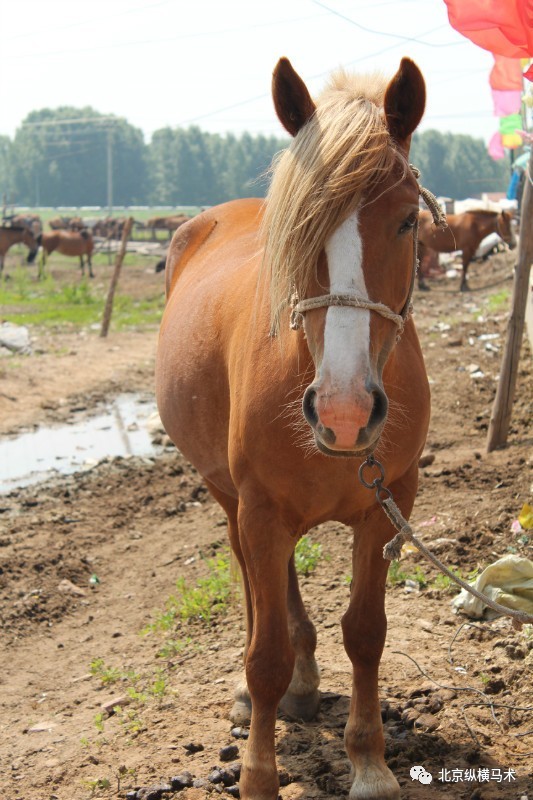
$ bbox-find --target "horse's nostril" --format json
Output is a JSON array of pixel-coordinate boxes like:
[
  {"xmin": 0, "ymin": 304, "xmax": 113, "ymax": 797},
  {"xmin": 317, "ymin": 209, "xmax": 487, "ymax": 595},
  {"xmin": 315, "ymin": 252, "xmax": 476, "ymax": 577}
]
[
  {"xmin": 302, "ymin": 387, "xmax": 319, "ymax": 427},
  {"xmin": 369, "ymin": 387, "xmax": 388, "ymax": 428}
]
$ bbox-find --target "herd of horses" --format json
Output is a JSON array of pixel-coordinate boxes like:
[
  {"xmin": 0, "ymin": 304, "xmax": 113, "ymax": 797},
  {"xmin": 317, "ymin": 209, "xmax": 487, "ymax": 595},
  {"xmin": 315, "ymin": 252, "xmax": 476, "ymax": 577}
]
[{"xmin": 0, "ymin": 204, "xmax": 516, "ymax": 289}]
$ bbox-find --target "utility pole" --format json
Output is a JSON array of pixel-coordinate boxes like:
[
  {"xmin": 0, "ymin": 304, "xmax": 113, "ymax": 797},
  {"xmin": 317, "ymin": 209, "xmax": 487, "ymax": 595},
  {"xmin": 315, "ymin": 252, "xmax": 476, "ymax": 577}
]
[
  {"xmin": 107, "ymin": 128, "xmax": 113, "ymax": 217},
  {"xmin": 107, "ymin": 127, "xmax": 113, "ymax": 264}
]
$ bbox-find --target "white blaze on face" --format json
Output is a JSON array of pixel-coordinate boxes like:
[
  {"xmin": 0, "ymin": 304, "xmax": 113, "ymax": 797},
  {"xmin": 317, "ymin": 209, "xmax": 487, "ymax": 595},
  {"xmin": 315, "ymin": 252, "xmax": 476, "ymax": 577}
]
[{"xmin": 319, "ymin": 210, "xmax": 370, "ymax": 393}]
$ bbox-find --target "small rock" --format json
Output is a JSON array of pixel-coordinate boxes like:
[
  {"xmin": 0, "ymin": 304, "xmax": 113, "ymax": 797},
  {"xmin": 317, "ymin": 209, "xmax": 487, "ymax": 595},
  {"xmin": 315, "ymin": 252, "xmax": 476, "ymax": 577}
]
[
  {"xmin": 228, "ymin": 762, "xmax": 241, "ymax": 781},
  {"xmin": 226, "ymin": 787, "xmax": 240, "ymax": 798},
  {"xmin": 219, "ymin": 744, "xmax": 239, "ymax": 762},
  {"xmin": 192, "ymin": 778, "xmax": 208, "ymax": 789},
  {"xmin": 414, "ymin": 713, "xmax": 439, "ymax": 731},
  {"xmin": 101, "ymin": 695, "xmax": 131, "ymax": 715},
  {"xmin": 183, "ymin": 742, "xmax": 204, "ymax": 754},
  {"xmin": 230, "ymin": 727, "xmax": 249, "ymax": 740},
  {"xmin": 26, "ymin": 722, "xmax": 56, "ymax": 733},
  {"xmin": 418, "ymin": 453, "xmax": 435, "ymax": 468},
  {"xmin": 278, "ymin": 769, "xmax": 291, "ymax": 786},
  {"xmin": 484, "ymin": 678, "xmax": 506, "ymax": 695},
  {"xmin": 208, "ymin": 769, "xmax": 223, "ymax": 785},
  {"xmin": 170, "ymin": 772, "xmax": 194, "ymax": 790},
  {"xmin": 401, "ymin": 707, "xmax": 420, "ymax": 728},
  {"xmin": 57, "ymin": 579, "xmax": 86, "ymax": 596}
]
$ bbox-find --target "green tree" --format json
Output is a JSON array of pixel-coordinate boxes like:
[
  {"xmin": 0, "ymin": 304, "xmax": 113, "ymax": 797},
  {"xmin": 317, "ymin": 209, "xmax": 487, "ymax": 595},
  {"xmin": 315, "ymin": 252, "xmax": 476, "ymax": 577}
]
[
  {"xmin": 410, "ymin": 130, "xmax": 509, "ymax": 199},
  {"xmin": 10, "ymin": 107, "xmax": 148, "ymax": 206}
]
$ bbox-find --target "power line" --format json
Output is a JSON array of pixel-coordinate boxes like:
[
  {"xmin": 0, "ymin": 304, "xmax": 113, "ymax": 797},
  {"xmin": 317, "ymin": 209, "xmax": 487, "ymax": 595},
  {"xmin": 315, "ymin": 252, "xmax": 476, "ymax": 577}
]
[{"xmin": 310, "ymin": 0, "xmax": 460, "ymax": 47}]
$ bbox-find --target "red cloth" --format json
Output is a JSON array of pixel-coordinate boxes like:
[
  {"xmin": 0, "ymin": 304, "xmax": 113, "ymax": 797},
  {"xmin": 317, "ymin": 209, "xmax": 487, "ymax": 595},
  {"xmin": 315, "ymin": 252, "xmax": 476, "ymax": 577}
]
[
  {"xmin": 489, "ymin": 55, "xmax": 525, "ymax": 89},
  {"xmin": 444, "ymin": 0, "xmax": 533, "ymax": 59}
]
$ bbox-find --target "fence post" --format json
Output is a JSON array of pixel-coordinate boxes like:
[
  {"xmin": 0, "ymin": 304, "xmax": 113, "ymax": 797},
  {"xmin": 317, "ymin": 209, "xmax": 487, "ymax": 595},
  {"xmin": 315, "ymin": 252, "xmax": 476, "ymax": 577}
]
[
  {"xmin": 100, "ymin": 216, "xmax": 133, "ymax": 338},
  {"xmin": 486, "ymin": 150, "xmax": 533, "ymax": 451}
]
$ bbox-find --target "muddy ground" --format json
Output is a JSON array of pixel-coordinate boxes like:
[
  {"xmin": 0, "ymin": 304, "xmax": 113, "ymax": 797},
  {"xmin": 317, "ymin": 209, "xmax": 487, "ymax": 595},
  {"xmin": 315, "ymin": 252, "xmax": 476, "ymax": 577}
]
[{"xmin": 0, "ymin": 250, "xmax": 531, "ymax": 800}]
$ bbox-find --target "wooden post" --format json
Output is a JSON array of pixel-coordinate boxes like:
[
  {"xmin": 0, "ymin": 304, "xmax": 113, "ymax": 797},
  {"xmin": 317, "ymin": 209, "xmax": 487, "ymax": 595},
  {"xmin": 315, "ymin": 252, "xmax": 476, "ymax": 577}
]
[
  {"xmin": 486, "ymin": 149, "xmax": 533, "ymax": 451},
  {"xmin": 100, "ymin": 216, "xmax": 133, "ymax": 338}
]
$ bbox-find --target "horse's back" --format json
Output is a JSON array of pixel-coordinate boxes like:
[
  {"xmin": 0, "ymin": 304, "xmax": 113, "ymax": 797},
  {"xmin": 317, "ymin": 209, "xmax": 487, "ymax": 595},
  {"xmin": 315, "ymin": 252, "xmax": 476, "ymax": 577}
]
[{"xmin": 164, "ymin": 198, "xmax": 264, "ymax": 297}]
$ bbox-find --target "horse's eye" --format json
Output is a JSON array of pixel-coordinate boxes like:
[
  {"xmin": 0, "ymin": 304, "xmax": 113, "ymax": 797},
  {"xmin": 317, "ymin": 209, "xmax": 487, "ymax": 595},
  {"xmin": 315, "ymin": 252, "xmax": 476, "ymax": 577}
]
[{"xmin": 398, "ymin": 214, "xmax": 418, "ymax": 235}]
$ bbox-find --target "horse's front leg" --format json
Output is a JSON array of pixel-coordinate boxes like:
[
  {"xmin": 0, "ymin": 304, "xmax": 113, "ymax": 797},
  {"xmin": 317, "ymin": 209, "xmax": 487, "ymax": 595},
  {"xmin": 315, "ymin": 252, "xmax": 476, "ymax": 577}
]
[
  {"xmin": 343, "ymin": 475, "xmax": 417, "ymax": 800},
  {"xmin": 460, "ymin": 248, "xmax": 474, "ymax": 291},
  {"xmin": 238, "ymin": 494, "xmax": 295, "ymax": 800},
  {"xmin": 79, "ymin": 255, "xmax": 85, "ymax": 276}
]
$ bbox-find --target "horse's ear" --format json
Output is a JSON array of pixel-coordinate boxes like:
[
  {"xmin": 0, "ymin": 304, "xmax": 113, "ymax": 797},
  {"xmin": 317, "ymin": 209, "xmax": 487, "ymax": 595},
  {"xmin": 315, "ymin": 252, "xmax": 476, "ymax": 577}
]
[
  {"xmin": 384, "ymin": 58, "xmax": 425, "ymax": 149},
  {"xmin": 272, "ymin": 58, "xmax": 316, "ymax": 137}
]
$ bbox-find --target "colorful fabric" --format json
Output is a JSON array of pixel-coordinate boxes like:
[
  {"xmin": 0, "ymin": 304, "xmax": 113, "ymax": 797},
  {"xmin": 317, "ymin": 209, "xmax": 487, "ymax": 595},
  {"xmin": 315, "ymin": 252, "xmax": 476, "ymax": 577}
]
[
  {"xmin": 491, "ymin": 88, "xmax": 523, "ymax": 115},
  {"xmin": 502, "ymin": 132, "xmax": 524, "ymax": 148},
  {"xmin": 499, "ymin": 113, "xmax": 523, "ymax": 134},
  {"xmin": 444, "ymin": 0, "xmax": 533, "ymax": 60},
  {"xmin": 490, "ymin": 55, "xmax": 525, "ymax": 89},
  {"xmin": 488, "ymin": 131, "xmax": 506, "ymax": 159}
]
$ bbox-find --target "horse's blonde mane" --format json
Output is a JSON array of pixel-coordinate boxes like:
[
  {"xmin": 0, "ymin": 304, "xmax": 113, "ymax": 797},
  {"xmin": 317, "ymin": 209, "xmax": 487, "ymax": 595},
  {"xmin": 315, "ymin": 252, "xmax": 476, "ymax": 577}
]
[{"xmin": 262, "ymin": 68, "xmax": 401, "ymax": 333}]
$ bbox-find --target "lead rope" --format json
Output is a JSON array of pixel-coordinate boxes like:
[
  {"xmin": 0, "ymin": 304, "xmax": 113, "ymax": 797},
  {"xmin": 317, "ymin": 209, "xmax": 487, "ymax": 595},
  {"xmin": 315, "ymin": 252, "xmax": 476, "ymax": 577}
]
[{"xmin": 359, "ymin": 455, "xmax": 533, "ymax": 629}]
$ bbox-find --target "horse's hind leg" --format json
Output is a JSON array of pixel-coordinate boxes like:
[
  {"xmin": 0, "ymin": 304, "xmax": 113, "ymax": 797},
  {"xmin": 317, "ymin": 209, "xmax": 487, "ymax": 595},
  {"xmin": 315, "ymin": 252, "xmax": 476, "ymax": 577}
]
[
  {"xmin": 88, "ymin": 252, "xmax": 94, "ymax": 278},
  {"xmin": 343, "ymin": 472, "xmax": 417, "ymax": 800},
  {"xmin": 229, "ymin": 546, "xmax": 319, "ymax": 725},
  {"xmin": 278, "ymin": 552, "xmax": 320, "ymax": 720},
  {"xmin": 79, "ymin": 255, "xmax": 85, "ymax": 276},
  {"xmin": 203, "ymin": 480, "xmax": 253, "ymax": 725}
]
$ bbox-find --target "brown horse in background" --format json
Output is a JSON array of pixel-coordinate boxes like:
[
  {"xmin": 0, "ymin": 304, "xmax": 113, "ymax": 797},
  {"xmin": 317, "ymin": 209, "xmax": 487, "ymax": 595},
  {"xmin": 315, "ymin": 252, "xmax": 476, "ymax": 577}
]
[
  {"xmin": 0, "ymin": 225, "xmax": 39, "ymax": 275},
  {"xmin": 157, "ymin": 55, "xmax": 432, "ymax": 800},
  {"xmin": 418, "ymin": 208, "xmax": 516, "ymax": 291},
  {"xmin": 37, "ymin": 229, "xmax": 94, "ymax": 279}
]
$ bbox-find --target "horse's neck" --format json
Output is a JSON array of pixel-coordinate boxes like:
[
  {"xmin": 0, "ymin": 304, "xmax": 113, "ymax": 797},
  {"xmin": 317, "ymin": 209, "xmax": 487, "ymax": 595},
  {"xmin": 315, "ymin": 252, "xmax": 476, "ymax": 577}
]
[{"xmin": 474, "ymin": 213, "xmax": 497, "ymax": 237}]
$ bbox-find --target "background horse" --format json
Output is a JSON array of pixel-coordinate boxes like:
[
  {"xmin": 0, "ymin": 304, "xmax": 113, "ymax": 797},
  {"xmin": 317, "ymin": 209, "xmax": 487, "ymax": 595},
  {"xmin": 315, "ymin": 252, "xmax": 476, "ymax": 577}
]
[
  {"xmin": 0, "ymin": 225, "xmax": 38, "ymax": 275},
  {"xmin": 157, "ymin": 56, "xmax": 430, "ymax": 800},
  {"xmin": 418, "ymin": 207, "xmax": 516, "ymax": 291},
  {"xmin": 37, "ymin": 229, "xmax": 94, "ymax": 279}
]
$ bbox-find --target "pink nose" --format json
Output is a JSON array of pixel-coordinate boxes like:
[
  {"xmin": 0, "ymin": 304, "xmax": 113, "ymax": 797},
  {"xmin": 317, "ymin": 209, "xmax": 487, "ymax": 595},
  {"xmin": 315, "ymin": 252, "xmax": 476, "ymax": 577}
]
[{"xmin": 316, "ymin": 395, "xmax": 372, "ymax": 448}]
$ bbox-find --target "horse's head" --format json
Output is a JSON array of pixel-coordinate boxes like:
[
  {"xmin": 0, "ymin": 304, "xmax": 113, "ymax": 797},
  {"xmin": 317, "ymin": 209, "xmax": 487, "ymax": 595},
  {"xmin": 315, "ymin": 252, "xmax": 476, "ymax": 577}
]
[
  {"xmin": 498, "ymin": 210, "xmax": 517, "ymax": 250},
  {"xmin": 267, "ymin": 57, "xmax": 427, "ymax": 456}
]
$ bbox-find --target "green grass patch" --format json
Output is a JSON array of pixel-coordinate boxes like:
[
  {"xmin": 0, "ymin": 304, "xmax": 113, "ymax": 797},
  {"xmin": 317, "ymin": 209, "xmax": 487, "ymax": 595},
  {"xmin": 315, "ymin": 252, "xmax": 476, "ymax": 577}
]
[
  {"xmin": 0, "ymin": 266, "xmax": 163, "ymax": 330},
  {"xmin": 144, "ymin": 550, "xmax": 234, "ymax": 634},
  {"xmin": 485, "ymin": 287, "xmax": 510, "ymax": 313},
  {"xmin": 387, "ymin": 561, "xmax": 427, "ymax": 587},
  {"xmin": 294, "ymin": 535, "xmax": 324, "ymax": 576}
]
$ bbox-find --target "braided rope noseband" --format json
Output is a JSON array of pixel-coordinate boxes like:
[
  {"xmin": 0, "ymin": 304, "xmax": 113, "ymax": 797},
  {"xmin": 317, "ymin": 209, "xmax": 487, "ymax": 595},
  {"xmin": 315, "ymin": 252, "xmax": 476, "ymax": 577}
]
[{"xmin": 289, "ymin": 165, "xmax": 447, "ymax": 336}]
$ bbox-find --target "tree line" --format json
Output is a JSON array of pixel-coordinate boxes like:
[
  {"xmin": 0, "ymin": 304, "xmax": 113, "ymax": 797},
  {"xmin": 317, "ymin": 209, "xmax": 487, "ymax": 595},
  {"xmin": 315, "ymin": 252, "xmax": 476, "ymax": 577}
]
[{"xmin": 0, "ymin": 107, "xmax": 510, "ymax": 208}]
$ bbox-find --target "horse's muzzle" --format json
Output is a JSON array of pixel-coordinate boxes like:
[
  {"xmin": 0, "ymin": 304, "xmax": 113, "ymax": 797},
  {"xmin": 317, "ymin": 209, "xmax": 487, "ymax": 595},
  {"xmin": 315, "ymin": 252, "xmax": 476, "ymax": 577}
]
[{"xmin": 302, "ymin": 383, "xmax": 388, "ymax": 454}]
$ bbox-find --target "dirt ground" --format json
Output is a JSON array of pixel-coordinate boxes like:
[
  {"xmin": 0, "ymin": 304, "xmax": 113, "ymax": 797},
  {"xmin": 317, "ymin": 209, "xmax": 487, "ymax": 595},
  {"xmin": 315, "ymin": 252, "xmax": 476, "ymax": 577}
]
[{"xmin": 0, "ymin": 250, "xmax": 531, "ymax": 800}]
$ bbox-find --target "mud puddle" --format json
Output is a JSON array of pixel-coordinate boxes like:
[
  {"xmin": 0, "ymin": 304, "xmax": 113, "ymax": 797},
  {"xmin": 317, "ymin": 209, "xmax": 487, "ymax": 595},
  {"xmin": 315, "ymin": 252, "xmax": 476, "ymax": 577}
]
[{"xmin": 0, "ymin": 394, "xmax": 160, "ymax": 493}]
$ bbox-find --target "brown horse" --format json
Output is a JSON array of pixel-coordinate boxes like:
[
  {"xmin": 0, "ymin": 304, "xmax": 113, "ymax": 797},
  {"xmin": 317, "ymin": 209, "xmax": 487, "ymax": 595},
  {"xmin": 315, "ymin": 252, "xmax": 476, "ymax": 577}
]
[
  {"xmin": 157, "ymin": 57, "xmax": 432, "ymax": 800},
  {"xmin": 0, "ymin": 225, "xmax": 39, "ymax": 275},
  {"xmin": 37, "ymin": 230, "xmax": 94, "ymax": 278},
  {"xmin": 418, "ymin": 207, "xmax": 516, "ymax": 291}
]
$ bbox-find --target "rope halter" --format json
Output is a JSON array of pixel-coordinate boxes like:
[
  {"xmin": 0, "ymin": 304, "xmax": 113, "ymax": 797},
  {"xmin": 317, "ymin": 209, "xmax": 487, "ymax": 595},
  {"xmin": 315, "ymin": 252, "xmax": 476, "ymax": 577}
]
[{"xmin": 289, "ymin": 165, "xmax": 447, "ymax": 337}]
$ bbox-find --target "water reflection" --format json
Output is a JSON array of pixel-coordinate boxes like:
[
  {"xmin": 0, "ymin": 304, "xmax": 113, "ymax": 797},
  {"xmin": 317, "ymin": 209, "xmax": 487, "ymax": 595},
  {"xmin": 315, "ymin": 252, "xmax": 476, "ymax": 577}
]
[{"xmin": 0, "ymin": 395, "xmax": 159, "ymax": 493}]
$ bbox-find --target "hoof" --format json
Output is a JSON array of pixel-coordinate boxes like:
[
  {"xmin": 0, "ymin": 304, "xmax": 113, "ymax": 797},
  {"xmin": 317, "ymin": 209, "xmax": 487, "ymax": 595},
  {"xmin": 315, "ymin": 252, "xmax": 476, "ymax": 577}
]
[
  {"xmin": 418, "ymin": 281, "xmax": 431, "ymax": 291},
  {"xmin": 349, "ymin": 764, "xmax": 400, "ymax": 800},
  {"xmin": 460, "ymin": 283, "xmax": 470, "ymax": 292},
  {"xmin": 230, "ymin": 681, "xmax": 252, "ymax": 725},
  {"xmin": 279, "ymin": 688, "xmax": 320, "ymax": 721}
]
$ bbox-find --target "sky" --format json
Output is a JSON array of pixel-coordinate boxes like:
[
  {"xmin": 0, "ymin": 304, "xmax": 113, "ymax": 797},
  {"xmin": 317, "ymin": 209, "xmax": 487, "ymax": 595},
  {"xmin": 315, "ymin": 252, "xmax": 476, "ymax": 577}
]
[{"xmin": 0, "ymin": 0, "xmax": 513, "ymax": 145}]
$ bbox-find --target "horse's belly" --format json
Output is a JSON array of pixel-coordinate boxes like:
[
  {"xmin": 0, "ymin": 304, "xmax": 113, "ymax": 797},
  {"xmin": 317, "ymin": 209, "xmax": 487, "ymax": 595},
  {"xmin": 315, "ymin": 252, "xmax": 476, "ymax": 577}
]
[{"xmin": 156, "ymin": 291, "xmax": 236, "ymax": 498}]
